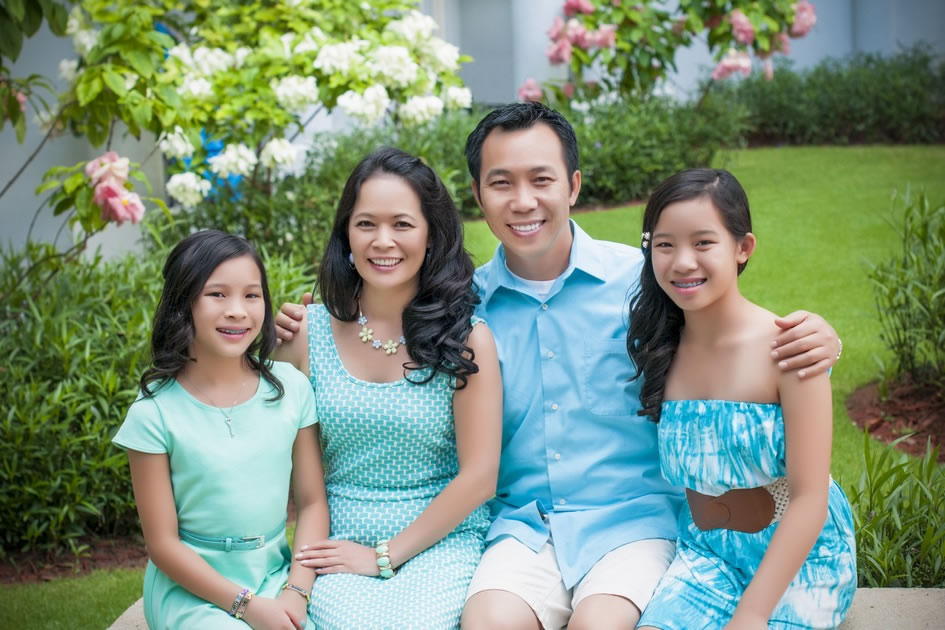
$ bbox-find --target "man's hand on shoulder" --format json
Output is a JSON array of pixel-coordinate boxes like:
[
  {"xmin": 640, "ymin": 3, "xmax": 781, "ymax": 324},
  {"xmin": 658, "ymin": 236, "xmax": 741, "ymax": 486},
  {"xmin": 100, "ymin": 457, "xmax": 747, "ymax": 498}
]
[
  {"xmin": 275, "ymin": 292, "xmax": 313, "ymax": 344},
  {"xmin": 770, "ymin": 310, "xmax": 841, "ymax": 379}
]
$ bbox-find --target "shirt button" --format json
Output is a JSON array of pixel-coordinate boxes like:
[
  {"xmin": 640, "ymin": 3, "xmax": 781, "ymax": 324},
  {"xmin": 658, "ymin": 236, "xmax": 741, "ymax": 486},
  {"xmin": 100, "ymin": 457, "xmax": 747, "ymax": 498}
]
[
  {"xmin": 541, "ymin": 303, "xmax": 549, "ymax": 310},
  {"xmin": 558, "ymin": 498, "xmax": 567, "ymax": 505},
  {"xmin": 554, "ymin": 452, "xmax": 561, "ymax": 460},
  {"xmin": 546, "ymin": 350, "xmax": 554, "ymax": 359},
  {"xmin": 551, "ymin": 403, "xmax": 559, "ymax": 411}
]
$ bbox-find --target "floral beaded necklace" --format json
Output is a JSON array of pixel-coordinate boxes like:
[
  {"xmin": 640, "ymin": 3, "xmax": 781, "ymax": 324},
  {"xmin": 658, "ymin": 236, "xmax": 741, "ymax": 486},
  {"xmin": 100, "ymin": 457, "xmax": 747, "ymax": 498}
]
[{"xmin": 356, "ymin": 305, "xmax": 406, "ymax": 356}]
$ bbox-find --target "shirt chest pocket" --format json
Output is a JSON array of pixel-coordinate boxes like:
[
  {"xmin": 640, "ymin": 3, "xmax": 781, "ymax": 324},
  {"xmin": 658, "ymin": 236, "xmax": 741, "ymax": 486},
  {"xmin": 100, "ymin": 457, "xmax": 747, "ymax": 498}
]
[{"xmin": 582, "ymin": 339, "xmax": 638, "ymax": 416}]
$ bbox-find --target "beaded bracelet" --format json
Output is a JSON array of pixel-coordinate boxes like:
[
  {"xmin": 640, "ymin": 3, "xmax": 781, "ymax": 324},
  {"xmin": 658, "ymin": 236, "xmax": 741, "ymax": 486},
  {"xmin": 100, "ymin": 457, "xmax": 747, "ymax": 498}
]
[
  {"xmin": 234, "ymin": 590, "xmax": 254, "ymax": 619},
  {"xmin": 282, "ymin": 582, "xmax": 311, "ymax": 603},
  {"xmin": 228, "ymin": 588, "xmax": 249, "ymax": 617},
  {"xmin": 375, "ymin": 540, "xmax": 395, "ymax": 579}
]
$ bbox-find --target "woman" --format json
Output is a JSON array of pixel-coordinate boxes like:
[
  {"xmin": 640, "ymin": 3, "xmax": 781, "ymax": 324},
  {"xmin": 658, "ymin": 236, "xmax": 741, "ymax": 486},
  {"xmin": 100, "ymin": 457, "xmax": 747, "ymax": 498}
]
[{"xmin": 275, "ymin": 147, "xmax": 502, "ymax": 629}]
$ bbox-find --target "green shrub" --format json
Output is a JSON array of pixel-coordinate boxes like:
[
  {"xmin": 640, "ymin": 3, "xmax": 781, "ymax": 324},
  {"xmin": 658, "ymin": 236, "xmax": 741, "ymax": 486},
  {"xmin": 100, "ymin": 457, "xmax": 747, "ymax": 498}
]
[
  {"xmin": 570, "ymin": 95, "xmax": 747, "ymax": 206},
  {"xmin": 868, "ymin": 189, "xmax": 945, "ymax": 392},
  {"xmin": 147, "ymin": 98, "xmax": 745, "ymax": 257},
  {"xmin": 710, "ymin": 45, "xmax": 945, "ymax": 145},
  {"xmin": 845, "ymin": 433, "xmax": 945, "ymax": 587},
  {"xmin": 0, "ymin": 246, "xmax": 315, "ymax": 553}
]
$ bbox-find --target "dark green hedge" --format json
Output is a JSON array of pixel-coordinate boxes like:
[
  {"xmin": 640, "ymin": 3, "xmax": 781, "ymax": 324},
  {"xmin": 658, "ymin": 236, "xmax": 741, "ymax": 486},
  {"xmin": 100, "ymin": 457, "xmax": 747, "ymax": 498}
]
[{"xmin": 708, "ymin": 45, "xmax": 945, "ymax": 145}]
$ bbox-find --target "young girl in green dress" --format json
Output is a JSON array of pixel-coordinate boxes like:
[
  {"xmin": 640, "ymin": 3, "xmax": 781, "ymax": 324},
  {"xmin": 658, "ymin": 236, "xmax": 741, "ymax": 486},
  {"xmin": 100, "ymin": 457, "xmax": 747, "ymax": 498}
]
[{"xmin": 113, "ymin": 230, "xmax": 330, "ymax": 629}]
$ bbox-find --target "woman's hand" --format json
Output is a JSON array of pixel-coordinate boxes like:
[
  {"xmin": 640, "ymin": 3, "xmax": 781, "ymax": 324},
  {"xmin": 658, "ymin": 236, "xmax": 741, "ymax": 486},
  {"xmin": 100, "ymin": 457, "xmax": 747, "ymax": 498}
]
[
  {"xmin": 242, "ymin": 595, "xmax": 303, "ymax": 630},
  {"xmin": 276, "ymin": 588, "xmax": 309, "ymax": 628},
  {"xmin": 295, "ymin": 540, "xmax": 378, "ymax": 576}
]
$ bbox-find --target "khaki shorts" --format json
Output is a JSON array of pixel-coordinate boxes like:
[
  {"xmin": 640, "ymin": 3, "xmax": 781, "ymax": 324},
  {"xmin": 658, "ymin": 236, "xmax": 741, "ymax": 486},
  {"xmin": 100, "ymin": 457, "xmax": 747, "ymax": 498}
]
[{"xmin": 466, "ymin": 536, "xmax": 675, "ymax": 630}]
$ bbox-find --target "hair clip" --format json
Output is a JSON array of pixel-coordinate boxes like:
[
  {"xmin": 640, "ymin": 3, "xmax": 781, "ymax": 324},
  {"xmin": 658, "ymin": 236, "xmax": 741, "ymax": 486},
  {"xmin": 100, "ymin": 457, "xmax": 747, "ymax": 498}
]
[{"xmin": 641, "ymin": 231, "xmax": 651, "ymax": 250}]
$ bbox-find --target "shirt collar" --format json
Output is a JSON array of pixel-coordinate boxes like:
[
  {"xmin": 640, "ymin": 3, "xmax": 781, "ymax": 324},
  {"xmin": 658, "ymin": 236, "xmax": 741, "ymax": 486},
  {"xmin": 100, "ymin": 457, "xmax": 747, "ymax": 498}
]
[{"xmin": 481, "ymin": 220, "xmax": 608, "ymax": 304}]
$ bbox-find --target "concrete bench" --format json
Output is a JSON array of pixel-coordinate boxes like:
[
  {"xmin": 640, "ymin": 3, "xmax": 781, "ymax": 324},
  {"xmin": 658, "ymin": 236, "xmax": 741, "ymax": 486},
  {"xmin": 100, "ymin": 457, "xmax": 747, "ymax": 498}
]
[{"xmin": 108, "ymin": 588, "xmax": 945, "ymax": 629}]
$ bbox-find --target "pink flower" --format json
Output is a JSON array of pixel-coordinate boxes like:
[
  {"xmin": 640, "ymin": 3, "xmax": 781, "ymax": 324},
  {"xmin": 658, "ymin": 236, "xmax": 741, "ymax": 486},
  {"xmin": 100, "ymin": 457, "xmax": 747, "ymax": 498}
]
[
  {"xmin": 16, "ymin": 91, "xmax": 27, "ymax": 112},
  {"xmin": 546, "ymin": 38, "xmax": 573, "ymax": 64},
  {"xmin": 775, "ymin": 32, "xmax": 791, "ymax": 54},
  {"xmin": 563, "ymin": 0, "xmax": 595, "ymax": 17},
  {"xmin": 517, "ymin": 78, "xmax": 543, "ymax": 102},
  {"xmin": 562, "ymin": 82, "xmax": 575, "ymax": 99},
  {"xmin": 790, "ymin": 0, "xmax": 816, "ymax": 38},
  {"xmin": 589, "ymin": 24, "xmax": 617, "ymax": 48},
  {"xmin": 565, "ymin": 18, "xmax": 589, "ymax": 48},
  {"xmin": 729, "ymin": 10, "xmax": 755, "ymax": 45},
  {"xmin": 612, "ymin": 0, "xmax": 621, "ymax": 5},
  {"xmin": 711, "ymin": 49, "xmax": 752, "ymax": 80},
  {"xmin": 547, "ymin": 16, "xmax": 565, "ymax": 41},
  {"xmin": 100, "ymin": 189, "xmax": 145, "ymax": 225},
  {"xmin": 763, "ymin": 59, "xmax": 774, "ymax": 80},
  {"xmin": 93, "ymin": 177, "xmax": 124, "ymax": 207},
  {"xmin": 85, "ymin": 151, "xmax": 130, "ymax": 186}
]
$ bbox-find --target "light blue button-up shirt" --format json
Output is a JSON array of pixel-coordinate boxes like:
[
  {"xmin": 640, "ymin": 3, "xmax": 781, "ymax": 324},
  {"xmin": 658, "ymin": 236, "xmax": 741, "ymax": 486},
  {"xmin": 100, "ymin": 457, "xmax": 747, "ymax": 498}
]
[{"xmin": 474, "ymin": 221, "xmax": 684, "ymax": 589}]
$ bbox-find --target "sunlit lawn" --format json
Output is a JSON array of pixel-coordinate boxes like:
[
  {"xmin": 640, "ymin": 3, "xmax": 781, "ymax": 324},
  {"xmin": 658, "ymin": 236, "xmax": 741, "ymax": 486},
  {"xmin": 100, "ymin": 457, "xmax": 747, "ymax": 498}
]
[{"xmin": 4, "ymin": 145, "xmax": 944, "ymax": 629}]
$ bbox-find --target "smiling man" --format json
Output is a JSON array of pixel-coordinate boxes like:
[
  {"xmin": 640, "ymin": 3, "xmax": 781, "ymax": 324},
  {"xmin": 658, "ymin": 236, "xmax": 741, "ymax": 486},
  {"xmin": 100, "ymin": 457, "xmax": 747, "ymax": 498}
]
[{"xmin": 457, "ymin": 103, "xmax": 841, "ymax": 630}]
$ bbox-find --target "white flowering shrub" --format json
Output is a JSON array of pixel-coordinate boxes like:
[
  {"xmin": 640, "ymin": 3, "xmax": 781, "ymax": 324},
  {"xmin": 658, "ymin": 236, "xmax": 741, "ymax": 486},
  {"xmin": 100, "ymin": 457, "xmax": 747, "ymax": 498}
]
[{"xmin": 2, "ymin": 0, "xmax": 474, "ymax": 247}]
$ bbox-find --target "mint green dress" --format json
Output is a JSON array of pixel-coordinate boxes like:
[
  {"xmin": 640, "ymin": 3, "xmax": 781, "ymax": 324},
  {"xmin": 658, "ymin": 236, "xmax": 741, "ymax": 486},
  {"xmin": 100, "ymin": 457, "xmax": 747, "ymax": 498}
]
[
  {"xmin": 113, "ymin": 361, "xmax": 317, "ymax": 629},
  {"xmin": 305, "ymin": 304, "xmax": 491, "ymax": 629}
]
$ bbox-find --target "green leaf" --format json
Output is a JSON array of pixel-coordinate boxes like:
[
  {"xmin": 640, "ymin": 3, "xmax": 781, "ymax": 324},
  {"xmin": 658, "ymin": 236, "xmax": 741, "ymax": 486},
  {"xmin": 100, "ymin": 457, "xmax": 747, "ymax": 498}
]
[
  {"xmin": 46, "ymin": 1, "xmax": 67, "ymax": 35},
  {"xmin": 123, "ymin": 50, "xmax": 154, "ymax": 78},
  {"xmin": 14, "ymin": 108, "xmax": 26, "ymax": 142},
  {"xmin": 76, "ymin": 76, "xmax": 103, "ymax": 106},
  {"xmin": 102, "ymin": 70, "xmax": 127, "ymax": 96},
  {"xmin": 63, "ymin": 172, "xmax": 85, "ymax": 195},
  {"xmin": 21, "ymin": 0, "xmax": 43, "ymax": 36},
  {"xmin": 0, "ymin": 8, "xmax": 25, "ymax": 61},
  {"xmin": 130, "ymin": 100, "xmax": 152, "ymax": 130},
  {"xmin": 6, "ymin": 0, "xmax": 26, "ymax": 22},
  {"xmin": 35, "ymin": 178, "xmax": 62, "ymax": 195}
]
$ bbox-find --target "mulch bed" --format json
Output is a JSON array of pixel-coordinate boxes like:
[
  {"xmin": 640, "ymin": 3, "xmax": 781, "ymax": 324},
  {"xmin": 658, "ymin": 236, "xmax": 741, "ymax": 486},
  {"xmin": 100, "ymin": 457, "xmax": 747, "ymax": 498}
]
[
  {"xmin": 1, "ymin": 501, "xmax": 299, "ymax": 585},
  {"xmin": 846, "ymin": 376, "xmax": 945, "ymax": 462},
  {"xmin": 0, "ymin": 535, "xmax": 149, "ymax": 584}
]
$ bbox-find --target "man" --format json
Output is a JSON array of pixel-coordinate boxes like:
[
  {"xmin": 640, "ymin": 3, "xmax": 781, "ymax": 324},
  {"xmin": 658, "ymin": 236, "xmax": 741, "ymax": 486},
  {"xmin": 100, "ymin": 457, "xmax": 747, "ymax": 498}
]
[{"xmin": 276, "ymin": 103, "xmax": 840, "ymax": 629}]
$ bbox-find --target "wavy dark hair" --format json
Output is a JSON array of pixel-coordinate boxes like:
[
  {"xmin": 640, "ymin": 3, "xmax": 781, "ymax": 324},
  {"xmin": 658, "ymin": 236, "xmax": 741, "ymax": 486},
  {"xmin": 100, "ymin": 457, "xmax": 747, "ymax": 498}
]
[
  {"xmin": 464, "ymin": 101, "xmax": 579, "ymax": 193},
  {"xmin": 318, "ymin": 147, "xmax": 480, "ymax": 389},
  {"xmin": 140, "ymin": 230, "xmax": 284, "ymax": 401},
  {"xmin": 628, "ymin": 169, "xmax": 752, "ymax": 421}
]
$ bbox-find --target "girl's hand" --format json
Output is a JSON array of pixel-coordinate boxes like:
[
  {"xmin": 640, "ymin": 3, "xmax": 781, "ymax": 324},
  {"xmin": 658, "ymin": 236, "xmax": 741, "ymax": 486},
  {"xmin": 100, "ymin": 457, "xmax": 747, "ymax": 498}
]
[
  {"xmin": 276, "ymin": 589, "xmax": 308, "ymax": 628},
  {"xmin": 295, "ymin": 540, "xmax": 378, "ymax": 576},
  {"xmin": 242, "ymin": 595, "xmax": 303, "ymax": 630}
]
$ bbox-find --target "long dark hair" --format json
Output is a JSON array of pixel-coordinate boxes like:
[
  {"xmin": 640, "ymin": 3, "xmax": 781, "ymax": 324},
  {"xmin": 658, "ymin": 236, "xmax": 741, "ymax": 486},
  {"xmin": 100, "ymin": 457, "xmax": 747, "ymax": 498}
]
[
  {"xmin": 628, "ymin": 169, "xmax": 752, "ymax": 421},
  {"xmin": 140, "ymin": 230, "xmax": 284, "ymax": 401},
  {"xmin": 318, "ymin": 147, "xmax": 480, "ymax": 389}
]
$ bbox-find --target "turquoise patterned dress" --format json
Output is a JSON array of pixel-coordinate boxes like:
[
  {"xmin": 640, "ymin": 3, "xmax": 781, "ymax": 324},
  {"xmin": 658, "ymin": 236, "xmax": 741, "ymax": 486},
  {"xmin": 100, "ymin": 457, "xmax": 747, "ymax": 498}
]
[
  {"xmin": 305, "ymin": 304, "xmax": 491, "ymax": 629},
  {"xmin": 639, "ymin": 400, "xmax": 857, "ymax": 629}
]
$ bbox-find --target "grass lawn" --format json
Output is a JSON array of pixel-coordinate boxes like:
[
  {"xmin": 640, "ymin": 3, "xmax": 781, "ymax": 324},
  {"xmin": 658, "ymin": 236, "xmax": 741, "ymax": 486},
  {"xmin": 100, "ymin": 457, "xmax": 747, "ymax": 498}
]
[
  {"xmin": 466, "ymin": 144, "xmax": 945, "ymax": 480},
  {"xmin": 4, "ymin": 145, "xmax": 944, "ymax": 629}
]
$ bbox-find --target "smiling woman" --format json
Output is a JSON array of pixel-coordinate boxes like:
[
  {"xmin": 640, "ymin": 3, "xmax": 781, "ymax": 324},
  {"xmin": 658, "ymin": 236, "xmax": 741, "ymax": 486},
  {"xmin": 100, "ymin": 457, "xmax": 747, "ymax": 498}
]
[{"xmin": 272, "ymin": 148, "xmax": 503, "ymax": 628}]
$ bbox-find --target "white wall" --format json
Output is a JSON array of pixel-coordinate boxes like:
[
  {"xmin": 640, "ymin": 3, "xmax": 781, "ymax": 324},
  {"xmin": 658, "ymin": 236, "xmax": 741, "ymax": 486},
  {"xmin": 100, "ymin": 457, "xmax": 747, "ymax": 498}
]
[{"xmin": 452, "ymin": 0, "xmax": 945, "ymax": 101}]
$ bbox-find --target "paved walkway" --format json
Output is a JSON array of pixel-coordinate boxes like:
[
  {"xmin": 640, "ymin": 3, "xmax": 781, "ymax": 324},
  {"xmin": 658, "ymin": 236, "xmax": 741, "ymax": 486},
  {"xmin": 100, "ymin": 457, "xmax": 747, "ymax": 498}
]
[{"xmin": 109, "ymin": 588, "xmax": 944, "ymax": 629}]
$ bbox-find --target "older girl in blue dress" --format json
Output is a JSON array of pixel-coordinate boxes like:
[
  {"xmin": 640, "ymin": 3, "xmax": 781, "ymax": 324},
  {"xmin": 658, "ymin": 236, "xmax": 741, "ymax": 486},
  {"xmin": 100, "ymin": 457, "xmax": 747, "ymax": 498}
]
[
  {"xmin": 628, "ymin": 169, "xmax": 856, "ymax": 630},
  {"xmin": 113, "ymin": 231, "xmax": 330, "ymax": 629}
]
